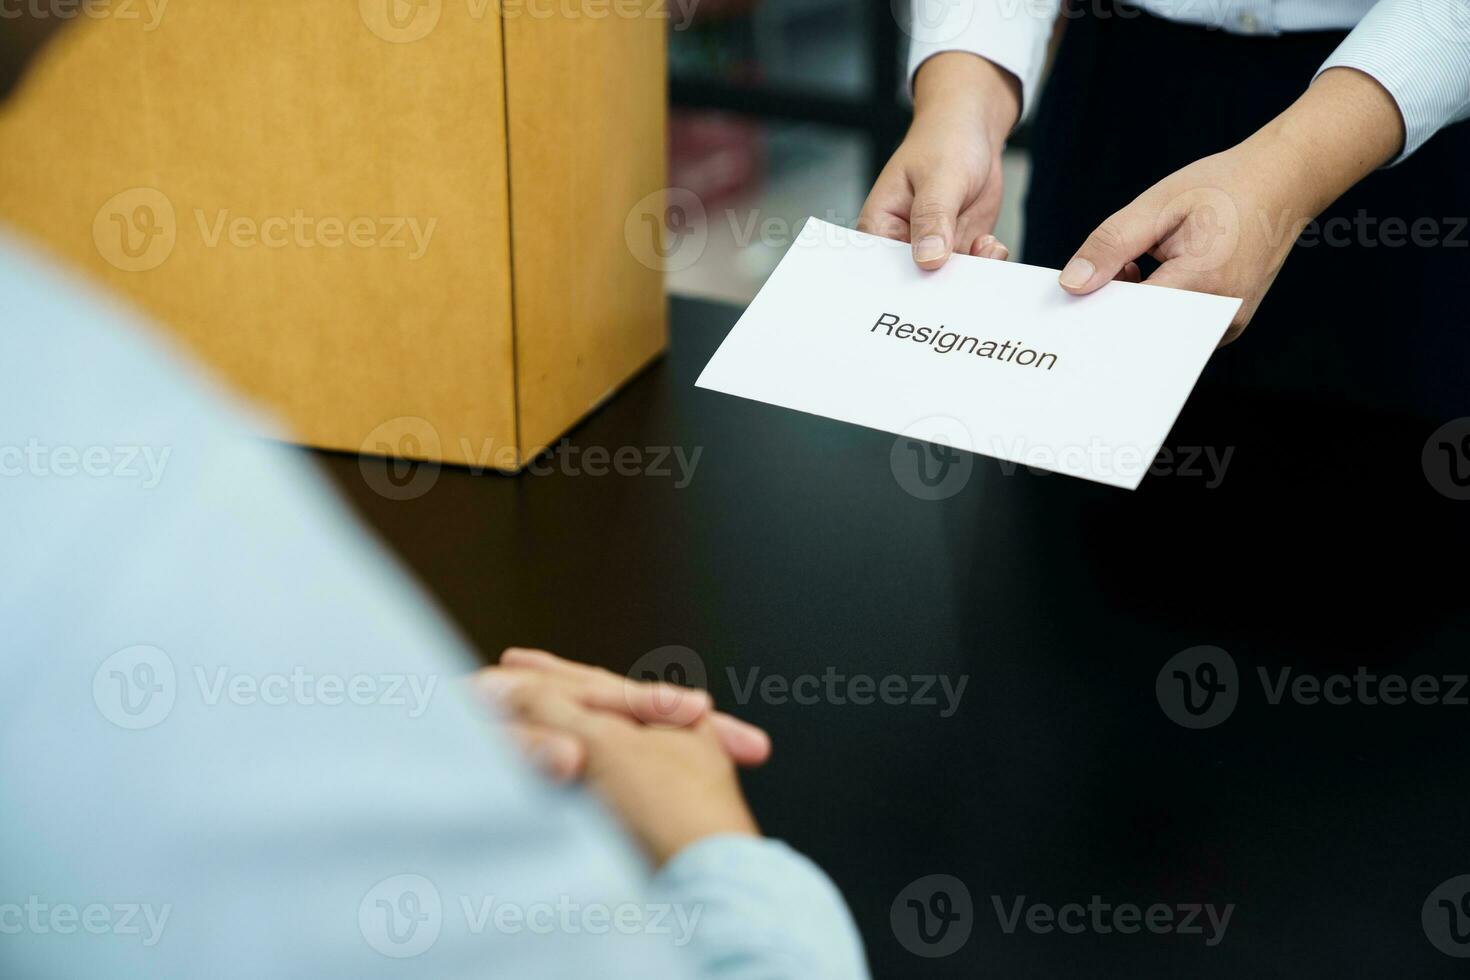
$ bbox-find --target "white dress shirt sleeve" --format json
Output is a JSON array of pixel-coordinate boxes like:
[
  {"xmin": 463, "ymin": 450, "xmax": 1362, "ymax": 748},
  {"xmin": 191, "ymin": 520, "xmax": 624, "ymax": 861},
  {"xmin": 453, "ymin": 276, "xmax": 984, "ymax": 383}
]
[
  {"xmin": 1315, "ymin": 0, "xmax": 1470, "ymax": 163},
  {"xmin": 905, "ymin": 0, "xmax": 1062, "ymax": 123}
]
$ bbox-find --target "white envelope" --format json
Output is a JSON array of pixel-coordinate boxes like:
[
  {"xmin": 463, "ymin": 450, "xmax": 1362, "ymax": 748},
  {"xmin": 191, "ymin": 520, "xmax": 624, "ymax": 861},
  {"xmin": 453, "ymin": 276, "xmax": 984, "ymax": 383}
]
[{"xmin": 695, "ymin": 217, "xmax": 1241, "ymax": 490}]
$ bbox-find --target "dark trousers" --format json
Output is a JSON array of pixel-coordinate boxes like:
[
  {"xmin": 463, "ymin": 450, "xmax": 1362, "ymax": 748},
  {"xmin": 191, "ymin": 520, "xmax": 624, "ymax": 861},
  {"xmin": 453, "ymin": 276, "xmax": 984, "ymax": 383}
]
[{"xmin": 1022, "ymin": 2, "xmax": 1470, "ymax": 423}]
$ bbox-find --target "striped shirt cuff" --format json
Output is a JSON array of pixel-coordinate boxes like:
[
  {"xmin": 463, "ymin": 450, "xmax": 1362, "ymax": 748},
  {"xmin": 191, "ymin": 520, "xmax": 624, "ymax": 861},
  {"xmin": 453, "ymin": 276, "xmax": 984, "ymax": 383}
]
[
  {"xmin": 905, "ymin": 0, "xmax": 1059, "ymax": 125},
  {"xmin": 1315, "ymin": 0, "xmax": 1470, "ymax": 164}
]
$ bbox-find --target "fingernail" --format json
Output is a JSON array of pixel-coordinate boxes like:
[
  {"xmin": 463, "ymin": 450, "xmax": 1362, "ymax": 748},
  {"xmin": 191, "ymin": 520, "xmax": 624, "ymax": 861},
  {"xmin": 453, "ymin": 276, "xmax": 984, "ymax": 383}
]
[
  {"xmin": 1059, "ymin": 256, "xmax": 1094, "ymax": 289},
  {"xmin": 913, "ymin": 236, "xmax": 946, "ymax": 263}
]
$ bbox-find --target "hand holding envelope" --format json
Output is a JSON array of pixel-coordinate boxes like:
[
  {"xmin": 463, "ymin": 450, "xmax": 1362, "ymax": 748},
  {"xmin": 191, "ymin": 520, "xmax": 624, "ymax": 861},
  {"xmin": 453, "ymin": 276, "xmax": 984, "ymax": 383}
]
[{"xmin": 696, "ymin": 218, "xmax": 1242, "ymax": 490}]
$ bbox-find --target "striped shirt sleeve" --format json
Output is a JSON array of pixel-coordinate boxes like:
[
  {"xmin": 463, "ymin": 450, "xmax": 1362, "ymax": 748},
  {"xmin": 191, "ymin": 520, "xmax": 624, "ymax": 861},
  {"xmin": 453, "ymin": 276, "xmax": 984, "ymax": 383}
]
[{"xmin": 1315, "ymin": 0, "xmax": 1470, "ymax": 163}]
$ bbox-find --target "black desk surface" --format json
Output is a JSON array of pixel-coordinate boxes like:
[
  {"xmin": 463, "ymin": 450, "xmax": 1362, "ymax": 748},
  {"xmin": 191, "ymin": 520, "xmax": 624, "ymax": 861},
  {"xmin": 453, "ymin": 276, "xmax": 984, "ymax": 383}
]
[{"xmin": 317, "ymin": 296, "xmax": 1470, "ymax": 979}]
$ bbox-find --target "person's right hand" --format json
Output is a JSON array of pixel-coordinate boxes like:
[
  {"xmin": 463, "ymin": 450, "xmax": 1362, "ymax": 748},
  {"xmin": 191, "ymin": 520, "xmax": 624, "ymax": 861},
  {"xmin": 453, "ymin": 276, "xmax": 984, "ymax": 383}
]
[
  {"xmin": 858, "ymin": 52, "xmax": 1021, "ymax": 269},
  {"xmin": 485, "ymin": 664, "xmax": 761, "ymax": 866}
]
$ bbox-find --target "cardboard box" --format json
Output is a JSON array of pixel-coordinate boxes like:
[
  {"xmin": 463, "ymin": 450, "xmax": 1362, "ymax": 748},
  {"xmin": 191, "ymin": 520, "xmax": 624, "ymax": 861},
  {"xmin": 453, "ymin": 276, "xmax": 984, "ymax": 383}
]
[{"xmin": 0, "ymin": 0, "xmax": 668, "ymax": 470}]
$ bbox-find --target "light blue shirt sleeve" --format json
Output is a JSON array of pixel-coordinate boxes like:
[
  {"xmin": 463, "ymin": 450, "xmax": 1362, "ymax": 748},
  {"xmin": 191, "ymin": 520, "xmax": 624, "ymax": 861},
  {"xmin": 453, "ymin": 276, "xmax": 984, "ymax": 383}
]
[
  {"xmin": 0, "ymin": 234, "xmax": 869, "ymax": 980},
  {"xmin": 1315, "ymin": 0, "xmax": 1470, "ymax": 163}
]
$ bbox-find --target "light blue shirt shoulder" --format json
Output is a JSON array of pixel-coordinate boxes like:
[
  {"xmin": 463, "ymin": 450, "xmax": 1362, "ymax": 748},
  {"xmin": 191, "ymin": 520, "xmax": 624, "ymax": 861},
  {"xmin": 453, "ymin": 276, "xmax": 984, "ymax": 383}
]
[{"xmin": 0, "ymin": 234, "xmax": 869, "ymax": 980}]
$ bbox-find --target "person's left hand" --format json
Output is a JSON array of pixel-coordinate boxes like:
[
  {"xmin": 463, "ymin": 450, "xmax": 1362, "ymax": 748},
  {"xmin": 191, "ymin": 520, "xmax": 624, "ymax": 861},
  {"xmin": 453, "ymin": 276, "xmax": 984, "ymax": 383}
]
[
  {"xmin": 470, "ymin": 648, "xmax": 772, "ymax": 780},
  {"xmin": 1056, "ymin": 134, "xmax": 1311, "ymax": 346}
]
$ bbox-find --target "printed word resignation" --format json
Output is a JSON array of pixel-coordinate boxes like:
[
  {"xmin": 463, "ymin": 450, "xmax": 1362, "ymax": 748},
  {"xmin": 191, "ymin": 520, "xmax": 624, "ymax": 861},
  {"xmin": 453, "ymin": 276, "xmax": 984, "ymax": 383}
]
[{"xmin": 870, "ymin": 313, "xmax": 1058, "ymax": 370}]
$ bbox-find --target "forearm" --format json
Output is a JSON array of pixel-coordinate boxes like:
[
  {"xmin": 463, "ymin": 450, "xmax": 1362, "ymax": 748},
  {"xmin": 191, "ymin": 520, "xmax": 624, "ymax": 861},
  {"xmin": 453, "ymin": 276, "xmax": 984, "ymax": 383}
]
[
  {"xmin": 1247, "ymin": 66, "xmax": 1406, "ymax": 222},
  {"xmin": 912, "ymin": 51, "xmax": 1021, "ymax": 145}
]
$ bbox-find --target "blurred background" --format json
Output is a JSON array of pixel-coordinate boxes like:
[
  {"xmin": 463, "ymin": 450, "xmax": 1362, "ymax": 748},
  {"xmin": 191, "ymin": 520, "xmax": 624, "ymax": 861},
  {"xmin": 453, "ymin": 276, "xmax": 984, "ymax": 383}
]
[{"xmin": 666, "ymin": 1, "xmax": 1032, "ymax": 303}]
